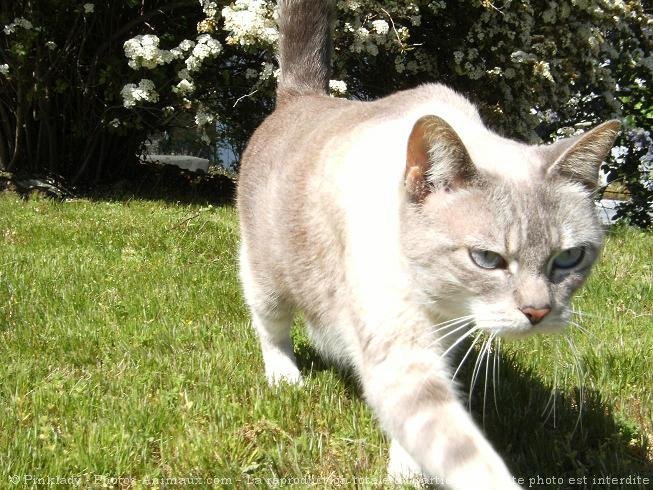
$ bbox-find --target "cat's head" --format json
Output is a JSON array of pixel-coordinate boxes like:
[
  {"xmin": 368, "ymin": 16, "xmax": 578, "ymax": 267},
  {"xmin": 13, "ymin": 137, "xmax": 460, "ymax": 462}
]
[{"xmin": 400, "ymin": 115, "xmax": 620, "ymax": 337}]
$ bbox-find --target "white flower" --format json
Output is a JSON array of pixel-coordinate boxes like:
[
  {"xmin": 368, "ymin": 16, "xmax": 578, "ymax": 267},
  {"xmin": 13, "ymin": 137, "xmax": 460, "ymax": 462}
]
[
  {"xmin": 83, "ymin": 3, "xmax": 95, "ymax": 14},
  {"xmin": 222, "ymin": 0, "xmax": 278, "ymax": 46},
  {"xmin": 124, "ymin": 34, "xmax": 176, "ymax": 70},
  {"xmin": 109, "ymin": 118, "xmax": 120, "ymax": 128},
  {"xmin": 45, "ymin": 41, "xmax": 57, "ymax": 50},
  {"xmin": 200, "ymin": 1, "xmax": 219, "ymax": 17},
  {"xmin": 3, "ymin": 17, "xmax": 33, "ymax": 35},
  {"xmin": 0, "ymin": 64, "xmax": 9, "ymax": 76},
  {"xmin": 356, "ymin": 27, "xmax": 370, "ymax": 39},
  {"xmin": 174, "ymin": 79, "xmax": 195, "ymax": 94},
  {"xmin": 179, "ymin": 39, "xmax": 196, "ymax": 52},
  {"xmin": 259, "ymin": 62, "xmax": 275, "ymax": 80},
  {"xmin": 120, "ymin": 79, "xmax": 159, "ymax": 108},
  {"xmin": 371, "ymin": 20, "xmax": 389, "ymax": 35},
  {"xmin": 195, "ymin": 105, "xmax": 215, "ymax": 126},
  {"xmin": 510, "ymin": 50, "xmax": 537, "ymax": 63},
  {"xmin": 185, "ymin": 34, "xmax": 222, "ymax": 72},
  {"xmin": 329, "ymin": 79, "xmax": 347, "ymax": 94},
  {"xmin": 534, "ymin": 60, "xmax": 554, "ymax": 83}
]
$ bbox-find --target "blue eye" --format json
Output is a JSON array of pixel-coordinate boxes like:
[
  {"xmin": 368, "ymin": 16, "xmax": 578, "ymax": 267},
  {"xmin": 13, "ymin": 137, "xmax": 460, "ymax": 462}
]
[
  {"xmin": 552, "ymin": 247, "xmax": 585, "ymax": 269},
  {"xmin": 469, "ymin": 249, "xmax": 507, "ymax": 270}
]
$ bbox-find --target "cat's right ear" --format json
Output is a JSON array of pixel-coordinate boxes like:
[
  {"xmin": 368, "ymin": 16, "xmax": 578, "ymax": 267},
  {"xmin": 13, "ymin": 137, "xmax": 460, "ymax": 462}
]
[{"xmin": 404, "ymin": 115, "xmax": 477, "ymax": 203}]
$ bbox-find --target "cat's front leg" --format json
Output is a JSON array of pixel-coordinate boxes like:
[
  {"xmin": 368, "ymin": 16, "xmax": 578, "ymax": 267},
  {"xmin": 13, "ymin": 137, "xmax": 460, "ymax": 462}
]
[{"xmin": 363, "ymin": 347, "xmax": 522, "ymax": 490}]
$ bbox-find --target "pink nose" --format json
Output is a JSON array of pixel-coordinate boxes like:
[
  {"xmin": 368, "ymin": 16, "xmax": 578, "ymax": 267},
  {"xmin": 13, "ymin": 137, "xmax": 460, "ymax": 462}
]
[{"xmin": 520, "ymin": 306, "xmax": 551, "ymax": 325}]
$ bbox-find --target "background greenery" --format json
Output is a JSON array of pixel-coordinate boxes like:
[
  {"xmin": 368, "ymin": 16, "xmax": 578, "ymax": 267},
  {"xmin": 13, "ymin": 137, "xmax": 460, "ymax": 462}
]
[
  {"xmin": 0, "ymin": 193, "xmax": 650, "ymax": 487},
  {"xmin": 1, "ymin": 1, "xmax": 651, "ymax": 226}
]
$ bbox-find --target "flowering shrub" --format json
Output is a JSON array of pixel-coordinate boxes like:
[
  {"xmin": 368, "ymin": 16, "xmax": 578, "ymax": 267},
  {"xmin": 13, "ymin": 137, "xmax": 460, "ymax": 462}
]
[
  {"xmin": 1, "ymin": 0, "xmax": 651, "ymax": 223},
  {"xmin": 0, "ymin": 1, "xmax": 204, "ymax": 183}
]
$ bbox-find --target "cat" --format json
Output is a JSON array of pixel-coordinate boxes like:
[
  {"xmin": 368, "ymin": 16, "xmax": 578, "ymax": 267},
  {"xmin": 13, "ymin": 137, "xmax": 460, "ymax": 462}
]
[{"xmin": 236, "ymin": 1, "xmax": 620, "ymax": 488}]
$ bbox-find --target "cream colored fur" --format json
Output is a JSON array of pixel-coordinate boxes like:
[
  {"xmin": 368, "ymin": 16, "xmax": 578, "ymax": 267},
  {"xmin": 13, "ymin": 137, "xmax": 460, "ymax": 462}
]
[{"xmin": 237, "ymin": 2, "xmax": 620, "ymax": 488}]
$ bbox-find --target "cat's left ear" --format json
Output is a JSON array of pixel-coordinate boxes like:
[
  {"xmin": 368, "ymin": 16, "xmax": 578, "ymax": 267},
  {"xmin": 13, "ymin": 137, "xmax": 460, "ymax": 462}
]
[
  {"xmin": 543, "ymin": 120, "xmax": 621, "ymax": 191},
  {"xmin": 404, "ymin": 115, "xmax": 477, "ymax": 203}
]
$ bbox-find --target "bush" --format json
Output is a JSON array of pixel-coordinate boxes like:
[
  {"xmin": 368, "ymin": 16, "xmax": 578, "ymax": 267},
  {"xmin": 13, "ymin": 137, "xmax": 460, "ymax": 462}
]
[
  {"xmin": 0, "ymin": 1, "xmax": 202, "ymax": 184},
  {"xmin": 1, "ymin": 1, "xmax": 651, "ymax": 225}
]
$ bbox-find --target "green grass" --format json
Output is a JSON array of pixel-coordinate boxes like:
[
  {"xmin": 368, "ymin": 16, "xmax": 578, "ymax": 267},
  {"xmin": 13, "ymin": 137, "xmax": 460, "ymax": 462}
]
[{"xmin": 0, "ymin": 193, "xmax": 651, "ymax": 488}]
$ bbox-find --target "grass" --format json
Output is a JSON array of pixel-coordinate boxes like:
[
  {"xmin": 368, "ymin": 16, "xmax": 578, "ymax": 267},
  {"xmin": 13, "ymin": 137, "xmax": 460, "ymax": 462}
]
[{"xmin": 0, "ymin": 192, "xmax": 651, "ymax": 488}]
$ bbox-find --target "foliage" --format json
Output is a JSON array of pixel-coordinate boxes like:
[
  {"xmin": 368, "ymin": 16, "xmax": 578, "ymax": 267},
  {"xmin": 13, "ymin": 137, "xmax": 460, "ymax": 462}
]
[
  {"xmin": 122, "ymin": 0, "xmax": 653, "ymax": 225},
  {"xmin": 0, "ymin": 0, "xmax": 202, "ymax": 184},
  {"xmin": 1, "ymin": 1, "xmax": 652, "ymax": 223}
]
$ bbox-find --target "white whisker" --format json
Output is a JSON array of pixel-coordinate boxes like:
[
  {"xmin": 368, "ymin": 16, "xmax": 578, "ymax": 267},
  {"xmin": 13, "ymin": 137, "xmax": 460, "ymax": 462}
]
[
  {"xmin": 493, "ymin": 336, "xmax": 501, "ymax": 417},
  {"xmin": 434, "ymin": 321, "xmax": 474, "ymax": 344},
  {"xmin": 431, "ymin": 315, "xmax": 475, "ymax": 332},
  {"xmin": 565, "ymin": 335, "xmax": 585, "ymax": 435},
  {"xmin": 468, "ymin": 334, "xmax": 492, "ymax": 411},
  {"xmin": 482, "ymin": 332, "xmax": 497, "ymax": 427},
  {"xmin": 451, "ymin": 330, "xmax": 483, "ymax": 382},
  {"xmin": 542, "ymin": 341, "xmax": 560, "ymax": 428},
  {"xmin": 439, "ymin": 325, "xmax": 478, "ymax": 359},
  {"xmin": 569, "ymin": 320, "xmax": 594, "ymax": 341}
]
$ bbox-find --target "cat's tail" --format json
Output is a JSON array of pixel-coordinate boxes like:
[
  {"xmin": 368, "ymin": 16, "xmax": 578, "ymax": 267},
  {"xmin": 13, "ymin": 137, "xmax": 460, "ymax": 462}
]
[{"xmin": 276, "ymin": 0, "xmax": 332, "ymax": 105}]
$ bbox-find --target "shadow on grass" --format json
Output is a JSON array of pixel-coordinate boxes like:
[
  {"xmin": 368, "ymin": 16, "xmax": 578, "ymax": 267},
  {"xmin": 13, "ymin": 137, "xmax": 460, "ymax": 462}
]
[
  {"xmin": 293, "ymin": 334, "xmax": 652, "ymax": 488},
  {"xmin": 85, "ymin": 163, "xmax": 237, "ymax": 206}
]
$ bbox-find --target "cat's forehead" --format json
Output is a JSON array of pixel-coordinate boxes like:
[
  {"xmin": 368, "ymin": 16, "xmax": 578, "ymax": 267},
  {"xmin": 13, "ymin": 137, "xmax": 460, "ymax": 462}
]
[
  {"xmin": 435, "ymin": 180, "xmax": 601, "ymax": 260},
  {"xmin": 485, "ymin": 181, "xmax": 601, "ymax": 256}
]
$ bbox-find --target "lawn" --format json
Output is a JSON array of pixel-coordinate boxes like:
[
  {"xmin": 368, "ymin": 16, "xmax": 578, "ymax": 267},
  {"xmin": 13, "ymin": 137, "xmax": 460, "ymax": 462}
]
[{"xmin": 0, "ymin": 192, "xmax": 651, "ymax": 488}]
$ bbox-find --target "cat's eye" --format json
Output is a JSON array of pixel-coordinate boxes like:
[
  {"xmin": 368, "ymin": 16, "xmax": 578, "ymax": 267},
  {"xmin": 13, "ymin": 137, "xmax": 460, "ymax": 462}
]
[
  {"xmin": 469, "ymin": 249, "xmax": 507, "ymax": 270},
  {"xmin": 552, "ymin": 247, "xmax": 585, "ymax": 269}
]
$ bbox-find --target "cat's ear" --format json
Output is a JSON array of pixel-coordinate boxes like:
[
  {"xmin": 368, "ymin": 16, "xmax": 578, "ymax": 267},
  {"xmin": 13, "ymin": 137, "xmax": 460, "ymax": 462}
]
[
  {"xmin": 544, "ymin": 120, "xmax": 621, "ymax": 191},
  {"xmin": 404, "ymin": 115, "xmax": 477, "ymax": 202}
]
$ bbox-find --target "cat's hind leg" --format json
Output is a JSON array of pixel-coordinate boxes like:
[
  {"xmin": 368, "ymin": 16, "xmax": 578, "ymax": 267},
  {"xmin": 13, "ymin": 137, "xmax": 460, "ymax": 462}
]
[{"xmin": 239, "ymin": 244, "xmax": 302, "ymax": 386}]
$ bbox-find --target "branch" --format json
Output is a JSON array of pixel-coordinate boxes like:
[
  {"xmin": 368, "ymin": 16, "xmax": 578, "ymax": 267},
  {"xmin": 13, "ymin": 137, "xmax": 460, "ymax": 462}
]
[{"xmin": 93, "ymin": 0, "xmax": 199, "ymax": 60}]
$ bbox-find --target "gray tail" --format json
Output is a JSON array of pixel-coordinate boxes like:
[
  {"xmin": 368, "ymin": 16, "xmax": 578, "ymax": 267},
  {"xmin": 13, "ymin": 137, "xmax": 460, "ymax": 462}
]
[{"xmin": 277, "ymin": 0, "xmax": 332, "ymax": 105}]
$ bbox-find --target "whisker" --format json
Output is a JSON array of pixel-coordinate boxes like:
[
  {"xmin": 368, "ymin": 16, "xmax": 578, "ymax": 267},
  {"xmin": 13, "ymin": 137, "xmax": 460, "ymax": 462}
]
[
  {"xmin": 492, "ymin": 335, "xmax": 501, "ymax": 417},
  {"xmin": 410, "ymin": 315, "xmax": 473, "ymax": 347},
  {"xmin": 482, "ymin": 332, "xmax": 497, "ymax": 427},
  {"xmin": 569, "ymin": 320, "xmax": 595, "ymax": 341},
  {"xmin": 542, "ymin": 341, "xmax": 560, "ymax": 428},
  {"xmin": 439, "ymin": 325, "xmax": 478, "ymax": 359},
  {"xmin": 434, "ymin": 321, "xmax": 474, "ymax": 344},
  {"xmin": 450, "ymin": 330, "xmax": 483, "ymax": 382},
  {"xmin": 468, "ymin": 334, "xmax": 491, "ymax": 411},
  {"xmin": 431, "ymin": 315, "xmax": 475, "ymax": 331},
  {"xmin": 565, "ymin": 335, "xmax": 585, "ymax": 435},
  {"xmin": 570, "ymin": 306, "xmax": 597, "ymax": 319}
]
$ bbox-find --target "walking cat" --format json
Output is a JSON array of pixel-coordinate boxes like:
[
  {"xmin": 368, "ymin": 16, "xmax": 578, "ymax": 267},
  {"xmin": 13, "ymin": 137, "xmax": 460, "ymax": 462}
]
[{"xmin": 237, "ymin": 1, "xmax": 620, "ymax": 488}]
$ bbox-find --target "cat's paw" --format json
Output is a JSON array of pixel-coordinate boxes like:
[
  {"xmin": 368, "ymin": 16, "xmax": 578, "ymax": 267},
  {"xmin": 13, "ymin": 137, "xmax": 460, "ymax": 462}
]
[
  {"xmin": 265, "ymin": 364, "xmax": 304, "ymax": 387},
  {"xmin": 387, "ymin": 439, "xmax": 427, "ymax": 486}
]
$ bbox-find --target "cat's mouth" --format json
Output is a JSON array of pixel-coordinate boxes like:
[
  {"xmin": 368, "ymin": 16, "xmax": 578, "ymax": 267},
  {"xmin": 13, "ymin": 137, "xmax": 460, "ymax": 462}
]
[
  {"xmin": 475, "ymin": 313, "xmax": 569, "ymax": 338},
  {"xmin": 468, "ymin": 303, "xmax": 571, "ymax": 338}
]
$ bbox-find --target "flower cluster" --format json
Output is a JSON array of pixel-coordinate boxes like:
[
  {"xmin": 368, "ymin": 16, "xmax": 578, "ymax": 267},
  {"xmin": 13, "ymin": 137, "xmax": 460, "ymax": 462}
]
[
  {"xmin": 185, "ymin": 34, "xmax": 222, "ymax": 72},
  {"xmin": 3, "ymin": 17, "xmax": 33, "ymax": 35},
  {"xmin": 329, "ymin": 79, "xmax": 348, "ymax": 95},
  {"xmin": 121, "ymin": 79, "xmax": 159, "ymax": 108},
  {"xmin": 116, "ymin": 0, "xmax": 651, "ymax": 217},
  {"xmin": 222, "ymin": 0, "xmax": 278, "ymax": 46},
  {"xmin": 124, "ymin": 35, "xmax": 177, "ymax": 70}
]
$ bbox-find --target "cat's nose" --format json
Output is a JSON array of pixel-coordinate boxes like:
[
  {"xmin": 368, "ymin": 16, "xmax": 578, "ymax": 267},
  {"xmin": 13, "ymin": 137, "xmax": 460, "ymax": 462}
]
[{"xmin": 520, "ymin": 306, "xmax": 551, "ymax": 325}]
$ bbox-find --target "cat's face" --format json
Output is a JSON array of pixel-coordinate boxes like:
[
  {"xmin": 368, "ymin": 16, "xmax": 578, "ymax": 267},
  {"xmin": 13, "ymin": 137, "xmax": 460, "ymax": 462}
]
[
  {"xmin": 400, "ymin": 115, "xmax": 619, "ymax": 337},
  {"xmin": 401, "ymin": 179, "xmax": 603, "ymax": 336}
]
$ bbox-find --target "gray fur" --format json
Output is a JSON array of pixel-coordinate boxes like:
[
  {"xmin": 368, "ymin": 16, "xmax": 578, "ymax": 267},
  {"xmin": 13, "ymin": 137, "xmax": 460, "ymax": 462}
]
[{"xmin": 276, "ymin": 0, "xmax": 333, "ymax": 104}]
